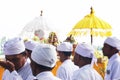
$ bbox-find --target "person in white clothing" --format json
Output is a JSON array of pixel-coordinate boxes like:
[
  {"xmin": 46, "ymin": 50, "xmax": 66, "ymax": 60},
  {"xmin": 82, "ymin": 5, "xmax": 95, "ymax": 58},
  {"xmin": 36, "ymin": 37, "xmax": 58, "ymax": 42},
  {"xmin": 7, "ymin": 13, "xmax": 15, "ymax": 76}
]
[
  {"xmin": 30, "ymin": 44, "xmax": 61, "ymax": 80},
  {"xmin": 0, "ymin": 37, "xmax": 33, "ymax": 80},
  {"xmin": 72, "ymin": 42, "xmax": 103, "ymax": 80},
  {"xmin": 56, "ymin": 42, "xmax": 79, "ymax": 80},
  {"xmin": 102, "ymin": 37, "xmax": 120, "ymax": 80}
]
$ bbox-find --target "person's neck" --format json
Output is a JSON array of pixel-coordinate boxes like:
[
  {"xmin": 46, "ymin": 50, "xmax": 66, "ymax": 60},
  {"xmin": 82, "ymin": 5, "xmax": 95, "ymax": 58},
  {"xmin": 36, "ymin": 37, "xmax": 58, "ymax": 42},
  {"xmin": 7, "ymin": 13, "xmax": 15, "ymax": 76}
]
[
  {"xmin": 79, "ymin": 62, "xmax": 91, "ymax": 68},
  {"xmin": 35, "ymin": 69, "xmax": 51, "ymax": 76},
  {"xmin": 62, "ymin": 57, "xmax": 70, "ymax": 62},
  {"xmin": 108, "ymin": 50, "xmax": 119, "ymax": 59},
  {"xmin": 108, "ymin": 53, "xmax": 116, "ymax": 59}
]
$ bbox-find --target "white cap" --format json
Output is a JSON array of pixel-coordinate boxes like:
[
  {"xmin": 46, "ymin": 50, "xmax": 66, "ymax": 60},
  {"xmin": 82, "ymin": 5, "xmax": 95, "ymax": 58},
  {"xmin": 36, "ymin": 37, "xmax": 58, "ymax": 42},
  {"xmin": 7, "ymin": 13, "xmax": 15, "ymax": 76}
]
[
  {"xmin": 57, "ymin": 42, "xmax": 73, "ymax": 52},
  {"xmin": 31, "ymin": 44, "xmax": 57, "ymax": 68},
  {"xmin": 75, "ymin": 43, "xmax": 97, "ymax": 67},
  {"xmin": 3, "ymin": 37, "xmax": 25, "ymax": 55},
  {"xmin": 104, "ymin": 37, "xmax": 120, "ymax": 50},
  {"xmin": 24, "ymin": 40, "xmax": 38, "ymax": 51},
  {"xmin": 34, "ymin": 29, "xmax": 45, "ymax": 39}
]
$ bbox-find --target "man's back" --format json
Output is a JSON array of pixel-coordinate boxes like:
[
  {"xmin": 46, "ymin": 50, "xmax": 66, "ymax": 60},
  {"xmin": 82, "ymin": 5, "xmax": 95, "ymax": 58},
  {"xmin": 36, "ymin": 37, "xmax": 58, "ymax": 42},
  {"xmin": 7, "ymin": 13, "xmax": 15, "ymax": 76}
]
[
  {"xmin": 72, "ymin": 64, "xmax": 103, "ymax": 80},
  {"xmin": 36, "ymin": 71, "xmax": 61, "ymax": 80},
  {"xmin": 57, "ymin": 59, "xmax": 79, "ymax": 80}
]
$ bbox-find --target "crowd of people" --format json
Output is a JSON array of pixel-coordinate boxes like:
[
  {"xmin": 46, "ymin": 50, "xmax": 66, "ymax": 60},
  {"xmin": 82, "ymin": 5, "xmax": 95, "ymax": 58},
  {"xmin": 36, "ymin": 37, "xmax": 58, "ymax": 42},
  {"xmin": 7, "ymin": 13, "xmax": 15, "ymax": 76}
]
[{"xmin": 0, "ymin": 30, "xmax": 120, "ymax": 80}]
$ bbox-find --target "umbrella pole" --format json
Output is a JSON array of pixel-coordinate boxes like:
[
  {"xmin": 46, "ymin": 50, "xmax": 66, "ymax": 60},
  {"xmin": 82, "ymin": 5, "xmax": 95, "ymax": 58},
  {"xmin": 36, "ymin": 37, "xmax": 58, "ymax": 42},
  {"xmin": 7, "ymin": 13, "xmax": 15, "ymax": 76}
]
[
  {"xmin": 90, "ymin": 28, "xmax": 93, "ymax": 45},
  {"xmin": 91, "ymin": 34, "xmax": 93, "ymax": 45}
]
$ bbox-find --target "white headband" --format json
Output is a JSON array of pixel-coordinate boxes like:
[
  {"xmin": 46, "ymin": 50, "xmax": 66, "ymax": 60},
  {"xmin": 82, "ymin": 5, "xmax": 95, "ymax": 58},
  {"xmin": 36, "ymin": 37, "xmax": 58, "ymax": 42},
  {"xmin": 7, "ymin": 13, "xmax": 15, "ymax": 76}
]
[
  {"xmin": 3, "ymin": 37, "xmax": 25, "ymax": 55},
  {"xmin": 57, "ymin": 42, "xmax": 73, "ymax": 52},
  {"xmin": 31, "ymin": 44, "xmax": 57, "ymax": 68},
  {"xmin": 24, "ymin": 40, "xmax": 39, "ymax": 51},
  {"xmin": 104, "ymin": 37, "xmax": 120, "ymax": 50},
  {"xmin": 75, "ymin": 43, "xmax": 97, "ymax": 67}
]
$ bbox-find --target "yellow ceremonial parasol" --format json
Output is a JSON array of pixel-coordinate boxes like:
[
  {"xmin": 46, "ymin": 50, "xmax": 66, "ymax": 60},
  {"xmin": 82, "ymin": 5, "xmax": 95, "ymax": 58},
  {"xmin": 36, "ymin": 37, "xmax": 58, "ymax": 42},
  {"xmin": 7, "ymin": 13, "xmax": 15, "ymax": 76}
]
[{"xmin": 68, "ymin": 7, "xmax": 112, "ymax": 44}]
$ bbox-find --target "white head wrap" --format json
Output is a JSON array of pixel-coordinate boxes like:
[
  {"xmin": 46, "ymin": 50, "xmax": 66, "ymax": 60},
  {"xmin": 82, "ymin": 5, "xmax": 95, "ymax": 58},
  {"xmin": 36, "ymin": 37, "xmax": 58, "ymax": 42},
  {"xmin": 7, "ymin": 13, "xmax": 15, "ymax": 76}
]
[
  {"xmin": 31, "ymin": 44, "xmax": 57, "ymax": 68},
  {"xmin": 34, "ymin": 29, "xmax": 45, "ymax": 39},
  {"xmin": 75, "ymin": 43, "xmax": 97, "ymax": 67},
  {"xmin": 3, "ymin": 37, "xmax": 25, "ymax": 55},
  {"xmin": 24, "ymin": 40, "xmax": 38, "ymax": 51},
  {"xmin": 104, "ymin": 37, "xmax": 120, "ymax": 50},
  {"xmin": 57, "ymin": 42, "xmax": 73, "ymax": 52}
]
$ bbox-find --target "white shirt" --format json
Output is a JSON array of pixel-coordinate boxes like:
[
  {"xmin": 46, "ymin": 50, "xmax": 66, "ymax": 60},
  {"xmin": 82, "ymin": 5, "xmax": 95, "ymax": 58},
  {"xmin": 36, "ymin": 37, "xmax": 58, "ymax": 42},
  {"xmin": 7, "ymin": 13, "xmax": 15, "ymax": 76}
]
[
  {"xmin": 57, "ymin": 59, "xmax": 79, "ymax": 80},
  {"xmin": 2, "ymin": 61, "xmax": 34, "ymax": 80},
  {"xmin": 36, "ymin": 71, "xmax": 61, "ymax": 80},
  {"xmin": 2, "ymin": 70, "xmax": 23, "ymax": 80},
  {"xmin": 72, "ymin": 64, "xmax": 103, "ymax": 80},
  {"xmin": 27, "ymin": 58, "xmax": 31, "ymax": 63},
  {"xmin": 104, "ymin": 53, "xmax": 120, "ymax": 80}
]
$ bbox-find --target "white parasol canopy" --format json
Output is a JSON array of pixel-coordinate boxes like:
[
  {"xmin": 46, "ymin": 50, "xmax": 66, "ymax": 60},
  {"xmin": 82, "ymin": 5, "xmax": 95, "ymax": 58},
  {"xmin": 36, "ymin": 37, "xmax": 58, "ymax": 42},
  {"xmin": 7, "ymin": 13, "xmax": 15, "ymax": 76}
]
[{"xmin": 20, "ymin": 11, "xmax": 52, "ymax": 39}]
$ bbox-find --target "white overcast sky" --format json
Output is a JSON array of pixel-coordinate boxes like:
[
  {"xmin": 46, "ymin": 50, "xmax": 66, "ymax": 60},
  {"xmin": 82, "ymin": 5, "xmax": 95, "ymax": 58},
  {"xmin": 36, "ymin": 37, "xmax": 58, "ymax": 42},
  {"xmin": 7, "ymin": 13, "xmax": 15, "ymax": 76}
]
[{"xmin": 0, "ymin": 0, "xmax": 120, "ymax": 44}]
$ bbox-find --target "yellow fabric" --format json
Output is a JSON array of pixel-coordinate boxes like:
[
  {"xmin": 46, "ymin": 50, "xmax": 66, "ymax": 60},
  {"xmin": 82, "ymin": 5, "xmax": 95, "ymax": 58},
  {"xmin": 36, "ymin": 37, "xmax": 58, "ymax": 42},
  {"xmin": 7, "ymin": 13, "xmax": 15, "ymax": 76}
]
[
  {"xmin": 93, "ymin": 50, "xmax": 108, "ymax": 78},
  {"xmin": 73, "ymin": 14, "xmax": 111, "ymax": 29},
  {"xmin": 94, "ymin": 57, "xmax": 108, "ymax": 78},
  {"xmin": 0, "ymin": 67, "xmax": 4, "ymax": 80},
  {"xmin": 52, "ymin": 60, "xmax": 62, "ymax": 76},
  {"xmin": 32, "ymin": 36, "xmax": 40, "ymax": 42},
  {"xmin": 68, "ymin": 29, "xmax": 112, "ymax": 37},
  {"xmin": 68, "ymin": 7, "xmax": 112, "ymax": 37}
]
